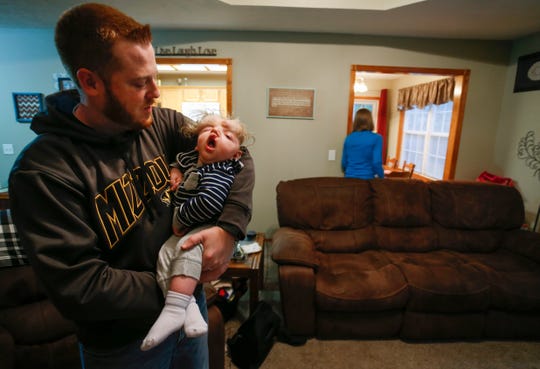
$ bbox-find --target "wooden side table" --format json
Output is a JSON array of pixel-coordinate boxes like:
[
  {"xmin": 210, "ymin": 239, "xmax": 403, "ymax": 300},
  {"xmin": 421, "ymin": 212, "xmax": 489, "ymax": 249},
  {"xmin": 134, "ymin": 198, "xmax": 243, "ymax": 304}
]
[{"xmin": 222, "ymin": 233, "xmax": 265, "ymax": 314}]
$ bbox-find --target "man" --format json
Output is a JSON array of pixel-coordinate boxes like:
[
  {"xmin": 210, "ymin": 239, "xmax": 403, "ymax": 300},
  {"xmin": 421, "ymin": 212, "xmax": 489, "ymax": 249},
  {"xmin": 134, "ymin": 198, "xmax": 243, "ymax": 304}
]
[{"xmin": 8, "ymin": 3, "xmax": 254, "ymax": 369}]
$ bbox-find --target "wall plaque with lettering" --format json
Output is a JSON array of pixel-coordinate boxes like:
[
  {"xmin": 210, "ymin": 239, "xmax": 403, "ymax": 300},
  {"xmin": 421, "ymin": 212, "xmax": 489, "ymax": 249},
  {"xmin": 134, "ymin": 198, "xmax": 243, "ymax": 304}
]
[{"xmin": 267, "ymin": 88, "xmax": 315, "ymax": 119}]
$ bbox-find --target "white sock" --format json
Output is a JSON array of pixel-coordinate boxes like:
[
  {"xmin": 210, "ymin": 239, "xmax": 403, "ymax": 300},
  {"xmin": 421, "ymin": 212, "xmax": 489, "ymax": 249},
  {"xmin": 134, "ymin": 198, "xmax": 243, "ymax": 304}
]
[
  {"xmin": 140, "ymin": 291, "xmax": 190, "ymax": 351},
  {"xmin": 184, "ymin": 296, "xmax": 208, "ymax": 338}
]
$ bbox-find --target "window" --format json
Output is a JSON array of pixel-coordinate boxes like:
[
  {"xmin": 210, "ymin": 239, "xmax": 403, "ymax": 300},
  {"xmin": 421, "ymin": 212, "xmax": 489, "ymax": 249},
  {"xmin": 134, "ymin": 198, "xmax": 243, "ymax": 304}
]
[{"xmin": 401, "ymin": 101, "xmax": 452, "ymax": 179}]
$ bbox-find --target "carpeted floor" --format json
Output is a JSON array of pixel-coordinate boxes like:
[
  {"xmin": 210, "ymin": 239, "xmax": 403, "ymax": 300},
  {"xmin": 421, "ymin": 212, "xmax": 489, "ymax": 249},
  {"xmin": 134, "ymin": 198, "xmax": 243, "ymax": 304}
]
[
  {"xmin": 221, "ymin": 237, "xmax": 540, "ymax": 369},
  {"xmin": 256, "ymin": 338, "xmax": 540, "ymax": 369}
]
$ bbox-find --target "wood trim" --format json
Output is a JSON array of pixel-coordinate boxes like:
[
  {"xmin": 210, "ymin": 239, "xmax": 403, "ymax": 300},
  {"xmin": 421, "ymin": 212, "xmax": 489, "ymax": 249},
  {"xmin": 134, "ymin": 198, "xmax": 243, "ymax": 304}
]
[
  {"xmin": 444, "ymin": 72, "xmax": 470, "ymax": 179},
  {"xmin": 156, "ymin": 57, "xmax": 233, "ymax": 117},
  {"xmin": 347, "ymin": 67, "xmax": 356, "ymax": 133},
  {"xmin": 396, "ymin": 111, "xmax": 405, "ymax": 164},
  {"xmin": 226, "ymin": 62, "xmax": 233, "ymax": 117},
  {"xmin": 351, "ymin": 65, "xmax": 469, "ymax": 77}
]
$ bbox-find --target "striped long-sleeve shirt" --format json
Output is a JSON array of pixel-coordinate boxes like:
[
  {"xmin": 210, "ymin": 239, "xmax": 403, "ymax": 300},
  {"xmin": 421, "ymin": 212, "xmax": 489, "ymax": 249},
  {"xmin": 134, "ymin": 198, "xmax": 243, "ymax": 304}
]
[{"xmin": 172, "ymin": 150, "xmax": 244, "ymax": 228}]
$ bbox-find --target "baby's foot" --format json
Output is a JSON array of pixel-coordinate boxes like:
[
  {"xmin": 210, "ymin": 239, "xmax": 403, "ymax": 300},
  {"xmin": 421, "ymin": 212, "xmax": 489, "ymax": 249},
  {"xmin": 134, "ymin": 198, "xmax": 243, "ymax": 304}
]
[
  {"xmin": 184, "ymin": 297, "xmax": 208, "ymax": 337},
  {"xmin": 140, "ymin": 291, "xmax": 190, "ymax": 351}
]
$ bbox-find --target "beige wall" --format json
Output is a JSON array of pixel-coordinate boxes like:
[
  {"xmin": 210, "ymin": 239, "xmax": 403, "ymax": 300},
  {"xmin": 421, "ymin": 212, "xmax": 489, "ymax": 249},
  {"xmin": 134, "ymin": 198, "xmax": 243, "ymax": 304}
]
[
  {"xmin": 152, "ymin": 35, "xmax": 517, "ymax": 235},
  {"xmin": 496, "ymin": 33, "xmax": 540, "ymax": 228}
]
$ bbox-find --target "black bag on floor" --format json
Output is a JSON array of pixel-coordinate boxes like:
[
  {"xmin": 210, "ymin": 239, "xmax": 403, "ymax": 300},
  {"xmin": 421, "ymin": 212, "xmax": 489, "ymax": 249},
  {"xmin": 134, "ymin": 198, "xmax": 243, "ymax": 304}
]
[{"xmin": 227, "ymin": 301, "xmax": 281, "ymax": 369}]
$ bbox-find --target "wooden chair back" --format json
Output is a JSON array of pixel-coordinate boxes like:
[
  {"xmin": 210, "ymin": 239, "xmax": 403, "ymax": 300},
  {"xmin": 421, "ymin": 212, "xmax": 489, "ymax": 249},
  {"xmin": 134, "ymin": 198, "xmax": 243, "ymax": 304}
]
[
  {"xmin": 402, "ymin": 161, "xmax": 416, "ymax": 178},
  {"xmin": 385, "ymin": 157, "xmax": 398, "ymax": 169}
]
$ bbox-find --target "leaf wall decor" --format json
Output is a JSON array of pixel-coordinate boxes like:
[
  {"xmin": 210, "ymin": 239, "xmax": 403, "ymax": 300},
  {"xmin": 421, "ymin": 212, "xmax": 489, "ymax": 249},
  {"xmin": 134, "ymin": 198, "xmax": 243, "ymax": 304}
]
[{"xmin": 517, "ymin": 130, "xmax": 540, "ymax": 180}]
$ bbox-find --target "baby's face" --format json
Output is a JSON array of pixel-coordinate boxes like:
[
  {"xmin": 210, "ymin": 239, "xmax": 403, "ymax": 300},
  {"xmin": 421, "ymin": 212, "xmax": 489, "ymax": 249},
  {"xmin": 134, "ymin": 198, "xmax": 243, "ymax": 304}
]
[{"xmin": 196, "ymin": 119, "xmax": 242, "ymax": 165}]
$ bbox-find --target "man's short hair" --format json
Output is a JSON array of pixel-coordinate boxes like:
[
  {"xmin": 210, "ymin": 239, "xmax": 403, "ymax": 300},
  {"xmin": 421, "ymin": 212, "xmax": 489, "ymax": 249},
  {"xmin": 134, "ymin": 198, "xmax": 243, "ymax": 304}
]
[{"xmin": 55, "ymin": 3, "xmax": 152, "ymax": 86}]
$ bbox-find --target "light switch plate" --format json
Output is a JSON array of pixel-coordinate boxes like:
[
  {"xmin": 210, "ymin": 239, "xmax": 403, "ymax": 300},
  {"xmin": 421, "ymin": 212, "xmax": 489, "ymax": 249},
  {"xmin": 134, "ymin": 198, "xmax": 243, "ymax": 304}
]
[
  {"xmin": 328, "ymin": 149, "xmax": 336, "ymax": 161},
  {"xmin": 2, "ymin": 144, "xmax": 14, "ymax": 155}
]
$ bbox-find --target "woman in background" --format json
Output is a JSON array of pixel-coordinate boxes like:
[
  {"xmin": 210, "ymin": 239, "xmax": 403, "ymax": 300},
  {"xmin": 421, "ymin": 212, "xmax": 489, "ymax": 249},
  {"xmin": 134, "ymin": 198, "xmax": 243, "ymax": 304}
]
[{"xmin": 342, "ymin": 108, "xmax": 384, "ymax": 179}]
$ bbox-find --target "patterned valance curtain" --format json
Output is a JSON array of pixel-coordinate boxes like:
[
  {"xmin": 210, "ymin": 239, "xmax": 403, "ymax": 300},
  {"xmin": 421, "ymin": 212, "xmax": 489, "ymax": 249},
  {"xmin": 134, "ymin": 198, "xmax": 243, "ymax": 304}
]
[{"xmin": 397, "ymin": 77, "xmax": 455, "ymax": 111}]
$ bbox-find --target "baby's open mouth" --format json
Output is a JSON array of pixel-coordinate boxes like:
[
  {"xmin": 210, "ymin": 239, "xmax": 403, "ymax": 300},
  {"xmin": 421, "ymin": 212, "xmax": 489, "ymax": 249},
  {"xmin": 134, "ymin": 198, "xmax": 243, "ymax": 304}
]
[{"xmin": 207, "ymin": 136, "xmax": 216, "ymax": 148}]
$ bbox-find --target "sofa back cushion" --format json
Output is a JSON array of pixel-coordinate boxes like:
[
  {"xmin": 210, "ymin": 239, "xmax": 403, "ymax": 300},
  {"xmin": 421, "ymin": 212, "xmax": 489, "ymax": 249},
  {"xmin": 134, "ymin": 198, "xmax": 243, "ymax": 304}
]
[
  {"xmin": 371, "ymin": 179, "xmax": 432, "ymax": 226},
  {"xmin": 371, "ymin": 179, "xmax": 437, "ymax": 252},
  {"xmin": 276, "ymin": 177, "xmax": 376, "ymax": 252},
  {"xmin": 430, "ymin": 181, "xmax": 524, "ymax": 252},
  {"xmin": 430, "ymin": 181, "xmax": 524, "ymax": 229}
]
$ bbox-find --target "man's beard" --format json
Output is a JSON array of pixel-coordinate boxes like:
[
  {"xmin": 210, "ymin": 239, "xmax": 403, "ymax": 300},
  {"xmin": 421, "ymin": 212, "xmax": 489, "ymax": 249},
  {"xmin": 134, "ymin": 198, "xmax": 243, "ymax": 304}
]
[{"xmin": 103, "ymin": 83, "xmax": 152, "ymax": 129}]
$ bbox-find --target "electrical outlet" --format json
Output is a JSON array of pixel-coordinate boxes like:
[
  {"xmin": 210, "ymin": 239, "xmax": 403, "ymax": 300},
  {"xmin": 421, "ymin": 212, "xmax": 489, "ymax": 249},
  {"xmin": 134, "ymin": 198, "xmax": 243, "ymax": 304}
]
[{"xmin": 2, "ymin": 144, "xmax": 14, "ymax": 155}]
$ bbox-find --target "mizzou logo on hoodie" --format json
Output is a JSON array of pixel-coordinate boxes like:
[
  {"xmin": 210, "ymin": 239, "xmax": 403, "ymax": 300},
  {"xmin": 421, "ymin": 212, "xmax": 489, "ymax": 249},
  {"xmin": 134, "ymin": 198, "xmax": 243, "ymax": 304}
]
[{"xmin": 94, "ymin": 155, "xmax": 170, "ymax": 249}]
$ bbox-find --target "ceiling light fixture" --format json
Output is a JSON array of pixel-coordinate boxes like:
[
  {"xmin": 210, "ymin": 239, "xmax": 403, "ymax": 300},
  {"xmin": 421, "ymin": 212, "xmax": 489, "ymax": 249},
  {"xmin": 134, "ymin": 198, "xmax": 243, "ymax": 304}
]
[{"xmin": 354, "ymin": 77, "xmax": 368, "ymax": 93}]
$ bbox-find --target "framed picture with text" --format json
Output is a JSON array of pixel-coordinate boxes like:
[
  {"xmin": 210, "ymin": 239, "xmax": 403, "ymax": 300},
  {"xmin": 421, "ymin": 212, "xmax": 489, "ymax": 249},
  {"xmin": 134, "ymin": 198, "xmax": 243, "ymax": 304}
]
[
  {"xmin": 514, "ymin": 51, "xmax": 540, "ymax": 93},
  {"xmin": 267, "ymin": 88, "xmax": 315, "ymax": 119}
]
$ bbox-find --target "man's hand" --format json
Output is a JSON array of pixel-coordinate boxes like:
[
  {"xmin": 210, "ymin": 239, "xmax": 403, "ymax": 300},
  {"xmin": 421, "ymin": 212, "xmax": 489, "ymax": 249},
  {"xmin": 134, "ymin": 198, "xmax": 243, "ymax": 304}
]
[{"xmin": 181, "ymin": 226, "xmax": 235, "ymax": 282}]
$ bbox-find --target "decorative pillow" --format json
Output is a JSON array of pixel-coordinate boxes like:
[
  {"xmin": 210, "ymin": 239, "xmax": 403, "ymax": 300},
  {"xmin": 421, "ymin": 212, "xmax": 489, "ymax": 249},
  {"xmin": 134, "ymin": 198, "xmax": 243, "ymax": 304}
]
[{"xmin": 0, "ymin": 209, "xmax": 28, "ymax": 268}]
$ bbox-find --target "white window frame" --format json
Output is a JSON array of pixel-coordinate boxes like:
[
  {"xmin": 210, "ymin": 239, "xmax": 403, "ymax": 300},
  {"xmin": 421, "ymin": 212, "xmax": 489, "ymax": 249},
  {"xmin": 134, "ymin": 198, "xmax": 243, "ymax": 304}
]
[{"xmin": 400, "ymin": 101, "xmax": 453, "ymax": 180}]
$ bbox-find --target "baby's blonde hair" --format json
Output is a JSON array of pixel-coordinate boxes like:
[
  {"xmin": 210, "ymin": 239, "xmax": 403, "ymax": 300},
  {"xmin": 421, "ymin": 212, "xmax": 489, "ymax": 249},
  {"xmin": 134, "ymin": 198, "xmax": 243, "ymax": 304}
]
[{"xmin": 182, "ymin": 114, "xmax": 253, "ymax": 146}]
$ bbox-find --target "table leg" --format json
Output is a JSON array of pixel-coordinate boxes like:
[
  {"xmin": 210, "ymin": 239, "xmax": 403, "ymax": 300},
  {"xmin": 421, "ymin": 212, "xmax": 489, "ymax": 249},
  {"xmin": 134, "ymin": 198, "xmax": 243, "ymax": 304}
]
[{"xmin": 249, "ymin": 271, "xmax": 259, "ymax": 314}]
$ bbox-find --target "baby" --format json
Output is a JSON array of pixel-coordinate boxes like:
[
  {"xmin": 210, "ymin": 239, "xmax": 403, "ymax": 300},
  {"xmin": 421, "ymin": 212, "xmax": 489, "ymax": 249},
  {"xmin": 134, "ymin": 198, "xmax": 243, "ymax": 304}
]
[{"xmin": 141, "ymin": 114, "xmax": 249, "ymax": 351}]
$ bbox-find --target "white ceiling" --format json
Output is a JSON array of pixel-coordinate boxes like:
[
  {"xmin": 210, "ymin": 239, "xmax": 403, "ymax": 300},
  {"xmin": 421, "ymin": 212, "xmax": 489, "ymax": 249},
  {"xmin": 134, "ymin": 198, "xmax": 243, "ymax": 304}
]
[{"xmin": 1, "ymin": 0, "xmax": 540, "ymax": 40}]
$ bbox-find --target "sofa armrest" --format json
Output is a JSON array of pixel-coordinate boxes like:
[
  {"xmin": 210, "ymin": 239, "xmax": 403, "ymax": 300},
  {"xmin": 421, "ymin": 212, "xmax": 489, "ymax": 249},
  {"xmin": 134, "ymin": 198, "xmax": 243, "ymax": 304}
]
[
  {"xmin": 271, "ymin": 227, "xmax": 318, "ymax": 268},
  {"xmin": 503, "ymin": 230, "xmax": 540, "ymax": 264},
  {"xmin": 271, "ymin": 228, "xmax": 317, "ymax": 337},
  {"xmin": 277, "ymin": 265, "xmax": 316, "ymax": 337},
  {"xmin": 0, "ymin": 324, "xmax": 14, "ymax": 369}
]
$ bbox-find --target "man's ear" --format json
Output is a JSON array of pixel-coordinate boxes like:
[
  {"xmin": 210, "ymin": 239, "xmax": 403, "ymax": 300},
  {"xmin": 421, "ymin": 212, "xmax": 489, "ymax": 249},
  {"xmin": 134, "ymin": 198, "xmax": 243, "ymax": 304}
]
[{"xmin": 76, "ymin": 68, "xmax": 103, "ymax": 97}]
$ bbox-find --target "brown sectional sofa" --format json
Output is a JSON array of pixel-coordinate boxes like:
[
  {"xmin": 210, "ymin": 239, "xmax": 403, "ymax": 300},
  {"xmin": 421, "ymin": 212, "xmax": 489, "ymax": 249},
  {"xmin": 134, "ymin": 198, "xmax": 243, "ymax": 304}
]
[
  {"xmin": 271, "ymin": 177, "xmax": 540, "ymax": 340},
  {"xmin": 0, "ymin": 208, "xmax": 225, "ymax": 369}
]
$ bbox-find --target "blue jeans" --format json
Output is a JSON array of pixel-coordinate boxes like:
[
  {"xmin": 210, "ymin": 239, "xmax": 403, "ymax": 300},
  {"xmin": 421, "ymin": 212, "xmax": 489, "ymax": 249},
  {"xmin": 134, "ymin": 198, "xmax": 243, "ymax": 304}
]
[{"xmin": 80, "ymin": 286, "xmax": 209, "ymax": 369}]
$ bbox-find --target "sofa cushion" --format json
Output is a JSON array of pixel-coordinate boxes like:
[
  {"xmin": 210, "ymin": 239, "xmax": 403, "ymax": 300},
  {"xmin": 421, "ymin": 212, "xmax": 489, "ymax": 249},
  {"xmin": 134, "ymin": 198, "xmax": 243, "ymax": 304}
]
[
  {"xmin": 371, "ymin": 179, "xmax": 431, "ymax": 227},
  {"xmin": 306, "ymin": 228, "xmax": 376, "ymax": 253},
  {"xmin": 431, "ymin": 181, "xmax": 524, "ymax": 253},
  {"xmin": 375, "ymin": 226, "xmax": 438, "ymax": 252},
  {"xmin": 0, "ymin": 266, "xmax": 46, "ymax": 308},
  {"xmin": 436, "ymin": 226, "xmax": 503, "ymax": 253},
  {"xmin": 0, "ymin": 299, "xmax": 76, "ymax": 345},
  {"xmin": 371, "ymin": 179, "xmax": 437, "ymax": 252},
  {"xmin": 430, "ymin": 181, "xmax": 524, "ymax": 230},
  {"xmin": 277, "ymin": 177, "xmax": 373, "ymax": 230},
  {"xmin": 462, "ymin": 250, "xmax": 540, "ymax": 311},
  {"xmin": 316, "ymin": 250, "xmax": 408, "ymax": 312},
  {"xmin": 277, "ymin": 178, "xmax": 376, "ymax": 252},
  {"xmin": 385, "ymin": 250, "xmax": 490, "ymax": 313}
]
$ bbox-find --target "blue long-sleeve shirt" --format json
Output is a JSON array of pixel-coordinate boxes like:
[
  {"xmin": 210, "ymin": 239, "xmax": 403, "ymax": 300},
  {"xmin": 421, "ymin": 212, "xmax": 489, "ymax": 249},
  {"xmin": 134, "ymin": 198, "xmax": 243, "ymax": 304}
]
[{"xmin": 342, "ymin": 130, "xmax": 384, "ymax": 179}]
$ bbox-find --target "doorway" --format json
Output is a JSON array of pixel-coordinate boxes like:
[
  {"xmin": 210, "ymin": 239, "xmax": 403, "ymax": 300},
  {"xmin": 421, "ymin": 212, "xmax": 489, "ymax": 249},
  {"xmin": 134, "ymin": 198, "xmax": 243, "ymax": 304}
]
[
  {"xmin": 348, "ymin": 65, "xmax": 470, "ymax": 180},
  {"xmin": 156, "ymin": 58, "xmax": 232, "ymax": 120}
]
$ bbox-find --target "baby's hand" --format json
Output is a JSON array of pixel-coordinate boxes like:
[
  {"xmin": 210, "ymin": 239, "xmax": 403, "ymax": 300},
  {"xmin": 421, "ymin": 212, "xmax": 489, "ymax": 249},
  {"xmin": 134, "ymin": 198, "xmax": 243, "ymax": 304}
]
[{"xmin": 170, "ymin": 167, "xmax": 183, "ymax": 191}]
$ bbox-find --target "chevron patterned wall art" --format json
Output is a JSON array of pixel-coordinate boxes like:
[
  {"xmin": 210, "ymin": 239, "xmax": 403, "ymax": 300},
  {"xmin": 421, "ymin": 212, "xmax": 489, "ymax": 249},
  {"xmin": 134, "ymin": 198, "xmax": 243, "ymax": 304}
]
[{"xmin": 12, "ymin": 92, "xmax": 44, "ymax": 123}]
